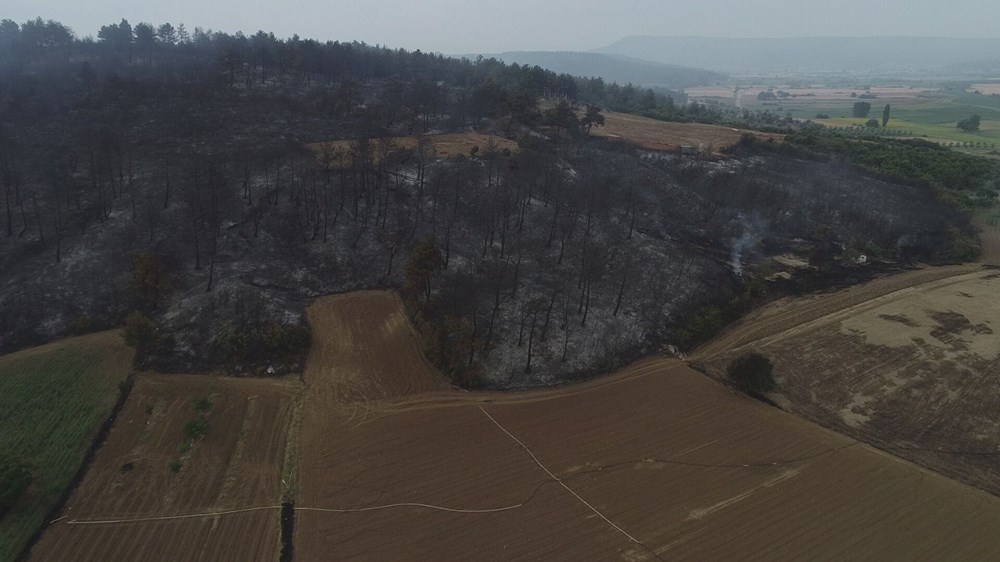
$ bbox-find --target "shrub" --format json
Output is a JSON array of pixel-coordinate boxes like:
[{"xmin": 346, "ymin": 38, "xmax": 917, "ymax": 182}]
[
  {"xmin": 0, "ymin": 456, "xmax": 33, "ymax": 516},
  {"xmin": 122, "ymin": 311, "xmax": 158, "ymax": 353},
  {"xmin": 193, "ymin": 397, "xmax": 213, "ymax": 412},
  {"xmin": 727, "ymin": 352, "xmax": 776, "ymax": 395},
  {"xmin": 184, "ymin": 416, "xmax": 209, "ymax": 441},
  {"xmin": 217, "ymin": 322, "xmax": 311, "ymax": 365}
]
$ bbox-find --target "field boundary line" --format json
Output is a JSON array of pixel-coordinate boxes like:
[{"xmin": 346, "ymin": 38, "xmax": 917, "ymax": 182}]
[
  {"xmin": 65, "ymin": 500, "xmax": 527, "ymax": 526},
  {"xmin": 478, "ymin": 406, "xmax": 658, "ymax": 558},
  {"xmin": 66, "ymin": 505, "xmax": 282, "ymax": 525},
  {"xmin": 296, "ymin": 502, "xmax": 523, "ymax": 514}
]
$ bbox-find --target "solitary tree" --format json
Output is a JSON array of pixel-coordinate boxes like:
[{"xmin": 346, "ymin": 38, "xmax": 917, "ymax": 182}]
[
  {"xmin": 404, "ymin": 238, "xmax": 442, "ymax": 306},
  {"xmin": 958, "ymin": 115, "xmax": 982, "ymax": 132},
  {"xmin": 122, "ymin": 310, "xmax": 158, "ymax": 354},
  {"xmin": 882, "ymin": 104, "xmax": 891, "ymax": 128},
  {"xmin": 580, "ymin": 105, "xmax": 606, "ymax": 135},
  {"xmin": 852, "ymin": 101, "xmax": 872, "ymax": 118},
  {"xmin": 727, "ymin": 352, "xmax": 776, "ymax": 395}
]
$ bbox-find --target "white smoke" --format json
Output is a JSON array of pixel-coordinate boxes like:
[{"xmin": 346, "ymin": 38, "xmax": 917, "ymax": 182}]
[{"xmin": 730, "ymin": 213, "xmax": 767, "ymax": 276}]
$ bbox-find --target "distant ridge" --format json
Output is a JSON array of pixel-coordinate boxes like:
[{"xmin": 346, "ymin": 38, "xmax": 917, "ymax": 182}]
[
  {"xmin": 596, "ymin": 36, "xmax": 1000, "ymax": 72},
  {"xmin": 478, "ymin": 51, "xmax": 725, "ymax": 88}
]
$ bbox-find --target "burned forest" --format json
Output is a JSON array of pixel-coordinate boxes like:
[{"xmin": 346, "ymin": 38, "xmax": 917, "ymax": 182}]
[{"xmin": 0, "ymin": 19, "xmax": 982, "ymax": 387}]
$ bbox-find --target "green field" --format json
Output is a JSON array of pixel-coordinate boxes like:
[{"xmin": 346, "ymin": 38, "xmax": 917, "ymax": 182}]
[
  {"xmin": 0, "ymin": 332, "xmax": 133, "ymax": 562},
  {"xmin": 748, "ymin": 91, "xmax": 1000, "ymax": 151}
]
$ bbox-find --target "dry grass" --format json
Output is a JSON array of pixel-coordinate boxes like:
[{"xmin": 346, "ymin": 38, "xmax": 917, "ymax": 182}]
[
  {"xmin": 307, "ymin": 132, "xmax": 518, "ymax": 168},
  {"xmin": 591, "ymin": 111, "xmax": 783, "ymax": 154},
  {"xmin": 699, "ymin": 266, "xmax": 1000, "ymax": 496}
]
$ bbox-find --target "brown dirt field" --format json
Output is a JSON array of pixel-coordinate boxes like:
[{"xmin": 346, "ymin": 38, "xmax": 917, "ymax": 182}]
[
  {"xmin": 307, "ymin": 132, "xmax": 518, "ymax": 168},
  {"xmin": 294, "ymin": 289, "xmax": 1000, "ymax": 560},
  {"xmin": 29, "ymin": 374, "xmax": 301, "ymax": 562},
  {"xmin": 697, "ymin": 266, "xmax": 1000, "ymax": 495},
  {"xmin": 591, "ymin": 111, "xmax": 783, "ymax": 153}
]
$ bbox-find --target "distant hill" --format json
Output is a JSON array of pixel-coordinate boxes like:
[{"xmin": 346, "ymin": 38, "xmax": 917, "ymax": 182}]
[
  {"xmin": 596, "ymin": 36, "xmax": 1000, "ymax": 73},
  {"xmin": 486, "ymin": 51, "xmax": 725, "ymax": 88}
]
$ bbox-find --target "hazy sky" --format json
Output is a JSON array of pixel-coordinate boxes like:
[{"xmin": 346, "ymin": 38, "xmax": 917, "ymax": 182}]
[{"xmin": 7, "ymin": 0, "xmax": 1000, "ymax": 54}]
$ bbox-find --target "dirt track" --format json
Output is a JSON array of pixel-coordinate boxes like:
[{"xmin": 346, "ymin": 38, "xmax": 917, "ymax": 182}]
[
  {"xmin": 293, "ymin": 290, "xmax": 1000, "ymax": 561},
  {"xmin": 30, "ymin": 375, "xmax": 299, "ymax": 562}
]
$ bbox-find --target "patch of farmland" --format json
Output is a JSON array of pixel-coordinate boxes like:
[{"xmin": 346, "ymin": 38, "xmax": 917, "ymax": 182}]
[
  {"xmin": 698, "ymin": 267, "xmax": 1000, "ymax": 496},
  {"xmin": 294, "ymin": 290, "xmax": 1000, "ymax": 560},
  {"xmin": 688, "ymin": 85, "xmax": 937, "ymax": 103},
  {"xmin": 968, "ymin": 84, "xmax": 1000, "ymax": 95},
  {"xmin": 307, "ymin": 132, "xmax": 518, "ymax": 168},
  {"xmin": 591, "ymin": 111, "xmax": 783, "ymax": 153},
  {"xmin": 28, "ymin": 374, "xmax": 300, "ymax": 562},
  {"xmin": 0, "ymin": 331, "xmax": 133, "ymax": 562}
]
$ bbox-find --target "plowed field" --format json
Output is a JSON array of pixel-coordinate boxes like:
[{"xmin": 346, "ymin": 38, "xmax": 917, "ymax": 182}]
[
  {"xmin": 294, "ymin": 290, "xmax": 1000, "ymax": 561},
  {"xmin": 29, "ymin": 375, "xmax": 300, "ymax": 562},
  {"xmin": 697, "ymin": 265, "xmax": 1000, "ymax": 496}
]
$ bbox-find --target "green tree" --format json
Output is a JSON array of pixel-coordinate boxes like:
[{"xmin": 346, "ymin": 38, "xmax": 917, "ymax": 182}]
[
  {"xmin": 133, "ymin": 22, "xmax": 156, "ymax": 64},
  {"xmin": 852, "ymin": 101, "xmax": 872, "ymax": 118},
  {"xmin": 129, "ymin": 253, "xmax": 172, "ymax": 312},
  {"xmin": 865, "ymin": 118, "xmax": 881, "ymax": 129},
  {"xmin": 156, "ymin": 22, "xmax": 176, "ymax": 45},
  {"xmin": 727, "ymin": 352, "xmax": 776, "ymax": 395},
  {"xmin": 122, "ymin": 310, "xmax": 158, "ymax": 353},
  {"xmin": 882, "ymin": 104, "xmax": 891, "ymax": 128},
  {"xmin": 957, "ymin": 115, "xmax": 982, "ymax": 132},
  {"xmin": 580, "ymin": 104, "xmax": 606, "ymax": 134},
  {"xmin": 97, "ymin": 18, "xmax": 133, "ymax": 58},
  {"xmin": 544, "ymin": 99, "xmax": 580, "ymax": 137},
  {"xmin": 404, "ymin": 238, "xmax": 442, "ymax": 305}
]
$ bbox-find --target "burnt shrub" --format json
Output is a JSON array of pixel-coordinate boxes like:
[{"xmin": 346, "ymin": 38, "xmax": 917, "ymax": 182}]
[{"xmin": 217, "ymin": 322, "xmax": 311, "ymax": 366}]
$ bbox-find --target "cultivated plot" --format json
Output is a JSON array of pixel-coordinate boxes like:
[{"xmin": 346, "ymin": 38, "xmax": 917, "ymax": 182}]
[
  {"xmin": 28, "ymin": 375, "xmax": 300, "ymax": 562},
  {"xmin": 294, "ymin": 290, "xmax": 1000, "ymax": 561},
  {"xmin": 0, "ymin": 331, "xmax": 134, "ymax": 562}
]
